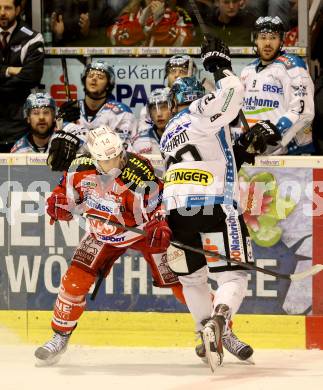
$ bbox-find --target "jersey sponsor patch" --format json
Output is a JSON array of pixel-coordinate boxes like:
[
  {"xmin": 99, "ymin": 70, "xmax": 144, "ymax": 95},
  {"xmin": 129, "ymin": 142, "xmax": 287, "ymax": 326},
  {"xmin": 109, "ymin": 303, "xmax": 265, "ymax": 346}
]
[
  {"xmin": 222, "ymin": 205, "xmax": 246, "ymax": 263},
  {"xmin": 292, "ymin": 85, "xmax": 308, "ymax": 97},
  {"xmin": 88, "ymin": 219, "xmax": 117, "ymax": 237},
  {"xmin": 200, "ymin": 232, "xmax": 227, "ymax": 269},
  {"xmin": 221, "ymin": 88, "xmax": 234, "ymax": 112},
  {"xmin": 164, "ymin": 168, "xmax": 214, "ymax": 187},
  {"xmin": 86, "ymin": 197, "xmax": 121, "ymax": 214},
  {"xmin": 262, "ymin": 84, "xmax": 283, "ymax": 94},
  {"xmin": 243, "ymin": 96, "xmax": 279, "ymax": 111}
]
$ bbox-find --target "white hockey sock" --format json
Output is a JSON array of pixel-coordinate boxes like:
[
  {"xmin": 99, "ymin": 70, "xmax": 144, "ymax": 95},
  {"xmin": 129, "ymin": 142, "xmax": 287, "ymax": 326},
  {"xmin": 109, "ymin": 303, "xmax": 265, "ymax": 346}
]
[{"xmin": 179, "ymin": 266, "xmax": 212, "ymax": 331}]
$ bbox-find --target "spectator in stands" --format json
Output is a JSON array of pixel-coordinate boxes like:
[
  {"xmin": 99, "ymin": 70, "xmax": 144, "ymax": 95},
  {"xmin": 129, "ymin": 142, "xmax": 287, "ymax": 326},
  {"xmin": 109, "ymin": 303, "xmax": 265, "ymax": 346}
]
[
  {"xmin": 0, "ymin": 0, "xmax": 44, "ymax": 152},
  {"xmin": 106, "ymin": 0, "xmax": 129, "ymax": 14},
  {"xmin": 50, "ymin": 0, "xmax": 117, "ymax": 45},
  {"xmin": 205, "ymin": 0, "xmax": 257, "ymax": 46},
  {"xmin": 107, "ymin": 0, "xmax": 194, "ymax": 46},
  {"xmin": 244, "ymin": 0, "xmax": 291, "ymax": 31},
  {"xmin": 11, "ymin": 92, "xmax": 56, "ymax": 153},
  {"xmin": 240, "ymin": 16, "xmax": 314, "ymax": 155}
]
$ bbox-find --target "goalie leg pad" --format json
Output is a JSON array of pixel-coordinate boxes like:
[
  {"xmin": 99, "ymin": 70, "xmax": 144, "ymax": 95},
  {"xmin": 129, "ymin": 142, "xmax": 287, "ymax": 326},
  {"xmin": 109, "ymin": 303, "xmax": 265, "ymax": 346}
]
[{"xmin": 51, "ymin": 265, "xmax": 95, "ymax": 333}]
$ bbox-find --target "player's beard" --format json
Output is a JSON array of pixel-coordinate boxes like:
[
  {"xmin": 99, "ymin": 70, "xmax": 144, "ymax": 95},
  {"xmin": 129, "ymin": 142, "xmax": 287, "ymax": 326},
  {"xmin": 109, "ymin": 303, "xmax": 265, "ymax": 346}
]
[
  {"xmin": 85, "ymin": 86, "xmax": 107, "ymax": 101},
  {"xmin": 30, "ymin": 123, "xmax": 54, "ymax": 139},
  {"xmin": 258, "ymin": 45, "xmax": 282, "ymax": 63}
]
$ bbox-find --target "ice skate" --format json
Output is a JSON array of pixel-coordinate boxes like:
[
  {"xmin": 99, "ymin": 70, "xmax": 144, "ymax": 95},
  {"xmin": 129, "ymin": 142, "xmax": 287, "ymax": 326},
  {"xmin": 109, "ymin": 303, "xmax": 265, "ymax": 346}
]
[
  {"xmin": 202, "ymin": 314, "xmax": 225, "ymax": 373},
  {"xmin": 222, "ymin": 330, "xmax": 254, "ymax": 363},
  {"xmin": 35, "ymin": 331, "xmax": 71, "ymax": 366},
  {"xmin": 195, "ymin": 331, "xmax": 208, "ymax": 364}
]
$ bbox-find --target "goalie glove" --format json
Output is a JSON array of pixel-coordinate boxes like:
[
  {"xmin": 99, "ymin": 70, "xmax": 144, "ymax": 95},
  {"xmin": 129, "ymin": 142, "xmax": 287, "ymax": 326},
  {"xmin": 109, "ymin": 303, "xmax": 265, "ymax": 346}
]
[
  {"xmin": 47, "ymin": 130, "xmax": 80, "ymax": 171},
  {"xmin": 201, "ymin": 34, "xmax": 232, "ymax": 75},
  {"xmin": 248, "ymin": 120, "xmax": 282, "ymax": 154}
]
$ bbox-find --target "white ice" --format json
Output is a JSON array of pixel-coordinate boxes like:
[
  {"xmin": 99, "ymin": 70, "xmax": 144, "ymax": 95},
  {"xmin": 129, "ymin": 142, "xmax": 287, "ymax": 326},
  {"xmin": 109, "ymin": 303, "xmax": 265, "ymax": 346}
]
[{"xmin": 1, "ymin": 345, "xmax": 323, "ymax": 390}]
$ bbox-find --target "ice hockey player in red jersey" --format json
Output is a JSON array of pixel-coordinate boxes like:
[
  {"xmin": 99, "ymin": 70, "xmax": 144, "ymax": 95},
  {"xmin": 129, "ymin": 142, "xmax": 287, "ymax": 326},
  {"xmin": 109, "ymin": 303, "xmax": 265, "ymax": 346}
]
[{"xmin": 34, "ymin": 126, "xmax": 183, "ymax": 366}]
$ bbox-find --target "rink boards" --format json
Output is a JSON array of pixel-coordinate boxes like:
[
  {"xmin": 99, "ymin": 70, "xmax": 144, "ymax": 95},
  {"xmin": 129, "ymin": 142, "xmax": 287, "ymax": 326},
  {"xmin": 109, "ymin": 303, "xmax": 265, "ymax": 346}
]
[{"xmin": 0, "ymin": 154, "xmax": 323, "ymax": 348}]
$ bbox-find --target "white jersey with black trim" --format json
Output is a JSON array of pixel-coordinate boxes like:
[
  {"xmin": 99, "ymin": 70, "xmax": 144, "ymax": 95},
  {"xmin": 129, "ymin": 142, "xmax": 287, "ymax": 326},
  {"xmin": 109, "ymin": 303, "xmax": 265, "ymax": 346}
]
[
  {"xmin": 132, "ymin": 126, "xmax": 161, "ymax": 155},
  {"xmin": 160, "ymin": 72, "xmax": 244, "ymax": 211},
  {"xmin": 241, "ymin": 53, "xmax": 314, "ymax": 155},
  {"xmin": 60, "ymin": 98, "xmax": 138, "ymax": 152}
]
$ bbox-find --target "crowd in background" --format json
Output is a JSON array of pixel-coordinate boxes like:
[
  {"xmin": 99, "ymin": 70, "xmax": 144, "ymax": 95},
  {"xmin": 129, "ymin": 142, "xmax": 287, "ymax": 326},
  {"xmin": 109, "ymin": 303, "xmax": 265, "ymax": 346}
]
[{"xmin": 40, "ymin": 0, "xmax": 303, "ymax": 47}]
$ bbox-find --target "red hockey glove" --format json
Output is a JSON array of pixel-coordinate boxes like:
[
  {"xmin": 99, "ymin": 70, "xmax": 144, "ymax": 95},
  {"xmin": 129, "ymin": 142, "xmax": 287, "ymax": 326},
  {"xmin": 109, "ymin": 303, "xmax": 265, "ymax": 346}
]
[
  {"xmin": 144, "ymin": 218, "xmax": 172, "ymax": 253},
  {"xmin": 47, "ymin": 193, "xmax": 73, "ymax": 225}
]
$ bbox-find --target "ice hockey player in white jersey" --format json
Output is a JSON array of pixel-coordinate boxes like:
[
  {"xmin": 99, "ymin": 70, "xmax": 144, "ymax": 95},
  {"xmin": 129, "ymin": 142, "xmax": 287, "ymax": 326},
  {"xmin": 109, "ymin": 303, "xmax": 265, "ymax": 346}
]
[
  {"xmin": 241, "ymin": 16, "xmax": 315, "ymax": 155},
  {"xmin": 47, "ymin": 60, "xmax": 138, "ymax": 171},
  {"xmin": 11, "ymin": 92, "xmax": 56, "ymax": 153},
  {"xmin": 138, "ymin": 54, "xmax": 197, "ymax": 134},
  {"xmin": 157, "ymin": 35, "xmax": 265, "ymax": 372},
  {"xmin": 133, "ymin": 87, "xmax": 171, "ymax": 155}
]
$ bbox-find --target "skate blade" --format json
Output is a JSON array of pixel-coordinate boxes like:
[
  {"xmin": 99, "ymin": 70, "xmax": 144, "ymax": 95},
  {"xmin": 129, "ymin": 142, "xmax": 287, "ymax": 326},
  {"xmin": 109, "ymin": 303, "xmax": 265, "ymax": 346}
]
[
  {"xmin": 35, "ymin": 354, "xmax": 62, "ymax": 367},
  {"xmin": 202, "ymin": 327, "xmax": 222, "ymax": 374},
  {"xmin": 244, "ymin": 356, "xmax": 255, "ymax": 365}
]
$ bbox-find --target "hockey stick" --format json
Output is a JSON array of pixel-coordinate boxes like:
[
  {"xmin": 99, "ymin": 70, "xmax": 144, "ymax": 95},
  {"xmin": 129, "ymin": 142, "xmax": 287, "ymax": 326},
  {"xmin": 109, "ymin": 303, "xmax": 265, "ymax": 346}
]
[
  {"xmin": 188, "ymin": 0, "xmax": 250, "ymax": 132},
  {"xmin": 61, "ymin": 57, "xmax": 71, "ymax": 101},
  {"xmin": 84, "ymin": 213, "xmax": 323, "ymax": 281}
]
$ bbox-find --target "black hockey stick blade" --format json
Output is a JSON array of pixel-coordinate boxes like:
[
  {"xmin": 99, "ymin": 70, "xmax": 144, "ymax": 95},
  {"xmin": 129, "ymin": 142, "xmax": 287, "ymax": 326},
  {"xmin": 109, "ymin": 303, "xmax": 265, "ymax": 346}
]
[{"xmin": 83, "ymin": 213, "xmax": 323, "ymax": 281}]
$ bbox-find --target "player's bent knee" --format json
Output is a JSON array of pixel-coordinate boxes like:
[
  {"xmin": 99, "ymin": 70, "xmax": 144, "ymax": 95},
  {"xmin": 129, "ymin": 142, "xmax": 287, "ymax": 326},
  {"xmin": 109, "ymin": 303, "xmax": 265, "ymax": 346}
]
[{"xmin": 61, "ymin": 264, "xmax": 96, "ymax": 297}]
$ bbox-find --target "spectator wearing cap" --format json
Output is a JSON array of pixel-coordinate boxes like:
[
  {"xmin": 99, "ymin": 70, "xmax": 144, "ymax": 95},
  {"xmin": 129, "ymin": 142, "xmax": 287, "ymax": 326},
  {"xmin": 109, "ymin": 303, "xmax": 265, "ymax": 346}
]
[
  {"xmin": 0, "ymin": 0, "xmax": 44, "ymax": 152},
  {"xmin": 11, "ymin": 92, "xmax": 56, "ymax": 153}
]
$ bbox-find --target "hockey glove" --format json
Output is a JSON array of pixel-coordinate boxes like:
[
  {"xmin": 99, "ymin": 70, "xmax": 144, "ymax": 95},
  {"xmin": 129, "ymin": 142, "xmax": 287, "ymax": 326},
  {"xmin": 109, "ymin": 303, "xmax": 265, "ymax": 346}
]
[
  {"xmin": 249, "ymin": 120, "xmax": 282, "ymax": 154},
  {"xmin": 47, "ymin": 130, "xmax": 80, "ymax": 171},
  {"xmin": 233, "ymin": 132, "xmax": 256, "ymax": 170},
  {"xmin": 57, "ymin": 100, "xmax": 80, "ymax": 123},
  {"xmin": 144, "ymin": 218, "xmax": 172, "ymax": 253},
  {"xmin": 201, "ymin": 34, "xmax": 232, "ymax": 74},
  {"xmin": 47, "ymin": 193, "xmax": 73, "ymax": 225}
]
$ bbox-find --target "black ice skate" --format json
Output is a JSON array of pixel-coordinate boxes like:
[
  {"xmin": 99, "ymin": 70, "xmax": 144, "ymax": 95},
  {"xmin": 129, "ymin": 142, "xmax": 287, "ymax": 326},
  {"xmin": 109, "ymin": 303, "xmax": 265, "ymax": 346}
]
[
  {"xmin": 202, "ymin": 314, "xmax": 225, "ymax": 373},
  {"xmin": 196, "ymin": 328, "xmax": 254, "ymax": 364},
  {"xmin": 35, "ymin": 331, "xmax": 71, "ymax": 366},
  {"xmin": 222, "ymin": 330, "xmax": 254, "ymax": 362}
]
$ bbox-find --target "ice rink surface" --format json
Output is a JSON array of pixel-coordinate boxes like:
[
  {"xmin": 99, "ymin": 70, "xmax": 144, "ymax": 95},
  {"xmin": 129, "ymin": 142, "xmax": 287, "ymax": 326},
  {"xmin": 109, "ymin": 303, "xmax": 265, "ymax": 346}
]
[{"xmin": 1, "ymin": 345, "xmax": 323, "ymax": 390}]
